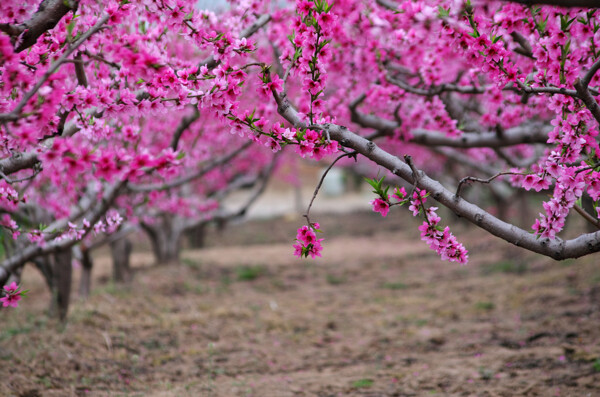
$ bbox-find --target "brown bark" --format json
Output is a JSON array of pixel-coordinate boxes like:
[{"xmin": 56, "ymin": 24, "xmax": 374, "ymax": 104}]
[
  {"xmin": 0, "ymin": 0, "xmax": 79, "ymax": 53},
  {"xmin": 78, "ymin": 246, "xmax": 93, "ymax": 299},
  {"xmin": 110, "ymin": 238, "xmax": 132, "ymax": 283}
]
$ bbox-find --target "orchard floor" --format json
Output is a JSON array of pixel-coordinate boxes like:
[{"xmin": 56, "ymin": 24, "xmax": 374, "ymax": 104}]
[{"xmin": 1, "ymin": 211, "xmax": 600, "ymax": 397}]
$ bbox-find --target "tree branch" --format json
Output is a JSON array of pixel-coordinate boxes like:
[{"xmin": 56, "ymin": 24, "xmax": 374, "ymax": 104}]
[
  {"xmin": 0, "ymin": 152, "xmax": 41, "ymax": 176},
  {"xmin": 170, "ymin": 107, "xmax": 200, "ymax": 151},
  {"xmin": 575, "ymin": 77, "xmax": 600, "ymax": 124},
  {"xmin": 272, "ymin": 90, "xmax": 600, "ymax": 260},
  {"xmin": 128, "ymin": 141, "xmax": 253, "ymax": 193},
  {"xmin": 504, "ymin": 0, "xmax": 600, "ymax": 7},
  {"xmin": 350, "ymin": 107, "xmax": 548, "ymax": 147},
  {"xmin": 199, "ymin": 14, "xmax": 271, "ymax": 70},
  {"xmin": 0, "ymin": 0, "xmax": 79, "ymax": 53},
  {"xmin": 0, "ymin": 14, "xmax": 110, "ymax": 122},
  {"xmin": 0, "ymin": 180, "xmax": 126, "ymax": 285}
]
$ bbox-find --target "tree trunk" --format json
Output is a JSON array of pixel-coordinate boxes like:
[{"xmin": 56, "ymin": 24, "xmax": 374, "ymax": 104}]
[
  {"xmin": 141, "ymin": 215, "xmax": 182, "ymax": 265},
  {"xmin": 78, "ymin": 246, "xmax": 93, "ymax": 299},
  {"xmin": 111, "ymin": 237, "xmax": 132, "ymax": 283},
  {"xmin": 186, "ymin": 223, "xmax": 206, "ymax": 249},
  {"xmin": 50, "ymin": 249, "xmax": 72, "ymax": 322}
]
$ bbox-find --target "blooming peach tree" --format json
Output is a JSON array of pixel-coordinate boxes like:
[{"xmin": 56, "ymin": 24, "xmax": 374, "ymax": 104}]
[{"xmin": 2, "ymin": 0, "xmax": 600, "ymax": 309}]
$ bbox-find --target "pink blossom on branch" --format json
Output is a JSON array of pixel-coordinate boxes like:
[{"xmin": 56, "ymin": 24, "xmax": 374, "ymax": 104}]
[{"xmin": 0, "ymin": 282, "xmax": 26, "ymax": 308}]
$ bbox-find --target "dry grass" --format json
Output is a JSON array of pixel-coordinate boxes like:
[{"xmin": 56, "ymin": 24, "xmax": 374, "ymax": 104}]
[{"xmin": 1, "ymin": 212, "xmax": 599, "ymax": 396}]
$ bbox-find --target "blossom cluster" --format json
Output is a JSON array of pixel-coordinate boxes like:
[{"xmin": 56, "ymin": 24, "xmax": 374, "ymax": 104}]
[
  {"xmin": 0, "ymin": 282, "xmax": 26, "ymax": 308},
  {"xmin": 293, "ymin": 223, "xmax": 324, "ymax": 259},
  {"xmin": 368, "ymin": 177, "xmax": 468, "ymax": 264}
]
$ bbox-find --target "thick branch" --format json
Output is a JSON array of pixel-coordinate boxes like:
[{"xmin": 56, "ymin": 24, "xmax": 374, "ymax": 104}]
[
  {"xmin": 351, "ymin": 109, "xmax": 548, "ymax": 147},
  {"xmin": 0, "ymin": 152, "xmax": 40, "ymax": 176},
  {"xmin": 273, "ymin": 91, "xmax": 600, "ymax": 260},
  {"xmin": 0, "ymin": 0, "xmax": 78, "ymax": 53}
]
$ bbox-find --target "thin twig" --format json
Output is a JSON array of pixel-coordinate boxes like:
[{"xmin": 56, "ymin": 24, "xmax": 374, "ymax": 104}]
[
  {"xmin": 0, "ymin": 167, "xmax": 41, "ymax": 184},
  {"xmin": 304, "ymin": 151, "xmax": 356, "ymax": 226},
  {"xmin": 404, "ymin": 155, "xmax": 421, "ymax": 195},
  {"xmin": 456, "ymin": 171, "xmax": 520, "ymax": 197},
  {"xmin": 573, "ymin": 203, "xmax": 600, "ymax": 229}
]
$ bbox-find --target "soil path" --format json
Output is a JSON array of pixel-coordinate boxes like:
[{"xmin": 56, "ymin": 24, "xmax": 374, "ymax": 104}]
[{"xmin": 1, "ymin": 212, "xmax": 599, "ymax": 396}]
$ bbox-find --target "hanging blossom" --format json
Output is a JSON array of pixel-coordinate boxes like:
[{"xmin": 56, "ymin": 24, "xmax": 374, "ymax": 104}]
[
  {"xmin": 293, "ymin": 223, "xmax": 324, "ymax": 259},
  {"xmin": 367, "ymin": 177, "xmax": 468, "ymax": 264}
]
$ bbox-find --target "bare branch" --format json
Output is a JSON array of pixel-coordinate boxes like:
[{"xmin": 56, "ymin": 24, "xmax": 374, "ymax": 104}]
[
  {"xmin": 170, "ymin": 107, "xmax": 200, "ymax": 151},
  {"xmin": 304, "ymin": 151, "xmax": 356, "ymax": 226},
  {"xmin": 573, "ymin": 204, "xmax": 600, "ymax": 229},
  {"xmin": 0, "ymin": 167, "xmax": 41, "ymax": 184},
  {"xmin": 0, "ymin": 152, "xmax": 40, "ymax": 176},
  {"xmin": 582, "ymin": 58, "xmax": 600, "ymax": 88},
  {"xmin": 456, "ymin": 172, "xmax": 520, "ymax": 198},
  {"xmin": 350, "ymin": 108, "xmax": 549, "ymax": 147},
  {"xmin": 376, "ymin": 0, "xmax": 400, "ymax": 11},
  {"xmin": 510, "ymin": 32, "xmax": 534, "ymax": 58},
  {"xmin": 74, "ymin": 53, "xmax": 88, "ymax": 87}
]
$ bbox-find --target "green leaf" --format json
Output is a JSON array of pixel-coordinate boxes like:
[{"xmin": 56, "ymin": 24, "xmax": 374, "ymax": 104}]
[{"xmin": 438, "ymin": 6, "xmax": 449, "ymax": 18}]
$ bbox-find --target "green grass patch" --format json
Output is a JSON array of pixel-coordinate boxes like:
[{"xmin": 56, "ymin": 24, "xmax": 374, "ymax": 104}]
[
  {"xmin": 235, "ymin": 265, "xmax": 265, "ymax": 281},
  {"xmin": 351, "ymin": 378, "xmax": 374, "ymax": 388},
  {"xmin": 181, "ymin": 258, "xmax": 202, "ymax": 270},
  {"xmin": 481, "ymin": 260, "xmax": 528, "ymax": 275},
  {"xmin": 474, "ymin": 301, "xmax": 495, "ymax": 311},
  {"xmin": 382, "ymin": 281, "xmax": 408, "ymax": 290},
  {"xmin": 326, "ymin": 274, "xmax": 346, "ymax": 285}
]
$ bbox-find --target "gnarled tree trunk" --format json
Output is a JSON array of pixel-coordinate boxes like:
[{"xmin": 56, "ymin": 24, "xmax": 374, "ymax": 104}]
[
  {"xmin": 77, "ymin": 245, "xmax": 93, "ymax": 299},
  {"xmin": 34, "ymin": 249, "xmax": 73, "ymax": 321},
  {"xmin": 141, "ymin": 215, "xmax": 183, "ymax": 265},
  {"xmin": 111, "ymin": 237, "xmax": 132, "ymax": 283}
]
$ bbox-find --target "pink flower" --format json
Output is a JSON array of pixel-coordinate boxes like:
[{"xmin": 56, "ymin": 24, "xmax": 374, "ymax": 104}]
[
  {"xmin": 297, "ymin": 0, "xmax": 314, "ymax": 17},
  {"xmin": 294, "ymin": 224, "xmax": 324, "ymax": 259},
  {"xmin": 4, "ymin": 282, "xmax": 18, "ymax": 294},
  {"xmin": 370, "ymin": 198, "xmax": 390, "ymax": 217},
  {"xmin": 0, "ymin": 293, "xmax": 21, "ymax": 308},
  {"xmin": 1, "ymin": 282, "xmax": 23, "ymax": 308}
]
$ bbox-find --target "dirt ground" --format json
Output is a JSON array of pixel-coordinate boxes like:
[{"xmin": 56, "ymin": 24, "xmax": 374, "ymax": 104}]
[{"xmin": 1, "ymin": 211, "xmax": 600, "ymax": 397}]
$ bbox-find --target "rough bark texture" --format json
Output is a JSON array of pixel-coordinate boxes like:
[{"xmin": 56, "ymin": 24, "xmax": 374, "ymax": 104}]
[
  {"xmin": 186, "ymin": 223, "xmax": 207, "ymax": 249},
  {"xmin": 78, "ymin": 246, "xmax": 93, "ymax": 299},
  {"xmin": 0, "ymin": 0, "xmax": 78, "ymax": 53},
  {"xmin": 142, "ymin": 216, "xmax": 182, "ymax": 265},
  {"xmin": 110, "ymin": 238, "xmax": 132, "ymax": 283},
  {"xmin": 53, "ymin": 249, "xmax": 72, "ymax": 321},
  {"xmin": 32, "ymin": 249, "xmax": 73, "ymax": 321}
]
